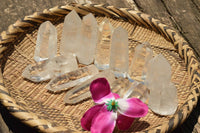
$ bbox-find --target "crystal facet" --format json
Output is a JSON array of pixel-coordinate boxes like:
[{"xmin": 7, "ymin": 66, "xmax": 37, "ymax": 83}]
[
  {"xmin": 46, "ymin": 65, "xmax": 99, "ymax": 92},
  {"xmin": 128, "ymin": 42, "xmax": 153, "ymax": 81},
  {"xmin": 22, "ymin": 61, "xmax": 51, "ymax": 82},
  {"xmin": 124, "ymin": 82, "xmax": 150, "ymax": 103},
  {"xmin": 94, "ymin": 19, "xmax": 113, "ymax": 70},
  {"xmin": 146, "ymin": 54, "xmax": 178, "ymax": 115},
  {"xmin": 49, "ymin": 55, "xmax": 78, "ymax": 77},
  {"xmin": 110, "ymin": 27, "xmax": 129, "ymax": 78},
  {"xmin": 64, "ymin": 69, "xmax": 115, "ymax": 104},
  {"xmin": 111, "ymin": 78, "xmax": 132, "ymax": 97},
  {"xmin": 34, "ymin": 21, "xmax": 57, "ymax": 62},
  {"xmin": 60, "ymin": 10, "xmax": 82, "ymax": 56},
  {"xmin": 77, "ymin": 13, "xmax": 98, "ymax": 65}
]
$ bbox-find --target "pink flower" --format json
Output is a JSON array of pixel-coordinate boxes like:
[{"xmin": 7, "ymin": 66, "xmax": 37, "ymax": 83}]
[{"xmin": 81, "ymin": 78, "xmax": 148, "ymax": 133}]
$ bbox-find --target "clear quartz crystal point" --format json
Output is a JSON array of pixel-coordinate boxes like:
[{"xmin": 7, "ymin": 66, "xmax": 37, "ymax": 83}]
[
  {"xmin": 64, "ymin": 69, "xmax": 115, "ymax": 104},
  {"xmin": 110, "ymin": 26, "xmax": 129, "ymax": 78},
  {"xmin": 146, "ymin": 54, "xmax": 178, "ymax": 115},
  {"xmin": 34, "ymin": 21, "xmax": 57, "ymax": 62},
  {"xmin": 49, "ymin": 55, "xmax": 78, "ymax": 77},
  {"xmin": 46, "ymin": 65, "xmax": 99, "ymax": 92},
  {"xmin": 94, "ymin": 19, "xmax": 113, "ymax": 70},
  {"xmin": 22, "ymin": 61, "xmax": 51, "ymax": 82},
  {"xmin": 128, "ymin": 42, "xmax": 153, "ymax": 82},
  {"xmin": 77, "ymin": 13, "xmax": 98, "ymax": 65},
  {"xmin": 22, "ymin": 55, "xmax": 78, "ymax": 82},
  {"xmin": 60, "ymin": 10, "xmax": 82, "ymax": 56}
]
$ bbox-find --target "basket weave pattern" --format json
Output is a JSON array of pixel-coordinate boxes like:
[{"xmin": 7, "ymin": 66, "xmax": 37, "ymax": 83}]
[{"xmin": 0, "ymin": 4, "xmax": 200, "ymax": 133}]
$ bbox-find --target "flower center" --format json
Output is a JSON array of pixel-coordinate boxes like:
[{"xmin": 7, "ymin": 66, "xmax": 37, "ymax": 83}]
[{"xmin": 106, "ymin": 100, "xmax": 118, "ymax": 111}]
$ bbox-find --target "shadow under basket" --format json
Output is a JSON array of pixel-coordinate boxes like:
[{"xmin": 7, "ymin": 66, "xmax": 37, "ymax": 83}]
[{"xmin": 0, "ymin": 3, "xmax": 200, "ymax": 133}]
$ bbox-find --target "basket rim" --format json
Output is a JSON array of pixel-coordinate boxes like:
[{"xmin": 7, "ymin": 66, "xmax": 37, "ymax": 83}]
[{"xmin": 0, "ymin": 3, "xmax": 200, "ymax": 133}]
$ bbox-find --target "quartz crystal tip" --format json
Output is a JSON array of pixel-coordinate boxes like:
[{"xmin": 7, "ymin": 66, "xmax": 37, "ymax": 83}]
[
  {"xmin": 34, "ymin": 21, "xmax": 57, "ymax": 62},
  {"xmin": 128, "ymin": 42, "xmax": 153, "ymax": 81},
  {"xmin": 77, "ymin": 13, "xmax": 98, "ymax": 65},
  {"xmin": 110, "ymin": 26, "xmax": 129, "ymax": 78},
  {"xmin": 60, "ymin": 10, "xmax": 82, "ymax": 57},
  {"xmin": 94, "ymin": 18, "xmax": 113, "ymax": 70},
  {"xmin": 146, "ymin": 54, "xmax": 178, "ymax": 115},
  {"xmin": 22, "ymin": 61, "xmax": 51, "ymax": 82}
]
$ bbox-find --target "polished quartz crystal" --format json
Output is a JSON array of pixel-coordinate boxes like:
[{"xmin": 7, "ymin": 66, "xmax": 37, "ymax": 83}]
[
  {"xmin": 22, "ymin": 60, "xmax": 51, "ymax": 82},
  {"xmin": 60, "ymin": 10, "xmax": 82, "ymax": 56},
  {"xmin": 77, "ymin": 13, "xmax": 98, "ymax": 65},
  {"xmin": 94, "ymin": 19, "xmax": 113, "ymax": 70},
  {"xmin": 146, "ymin": 54, "xmax": 178, "ymax": 115},
  {"xmin": 110, "ymin": 27, "xmax": 129, "ymax": 78},
  {"xmin": 34, "ymin": 21, "xmax": 57, "ymax": 62},
  {"xmin": 128, "ymin": 42, "xmax": 153, "ymax": 81},
  {"xmin": 64, "ymin": 69, "xmax": 115, "ymax": 104},
  {"xmin": 46, "ymin": 65, "xmax": 99, "ymax": 92}
]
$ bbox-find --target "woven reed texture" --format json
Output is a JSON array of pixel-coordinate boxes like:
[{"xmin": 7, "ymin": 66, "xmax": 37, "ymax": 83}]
[{"xmin": 0, "ymin": 3, "xmax": 200, "ymax": 133}]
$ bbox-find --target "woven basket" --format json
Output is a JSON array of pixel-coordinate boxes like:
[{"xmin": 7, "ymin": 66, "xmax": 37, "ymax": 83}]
[{"xmin": 0, "ymin": 3, "xmax": 199, "ymax": 133}]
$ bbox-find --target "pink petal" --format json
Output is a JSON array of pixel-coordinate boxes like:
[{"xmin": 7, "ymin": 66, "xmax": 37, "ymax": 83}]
[
  {"xmin": 91, "ymin": 105, "xmax": 117, "ymax": 133},
  {"xmin": 81, "ymin": 104, "xmax": 104, "ymax": 131},
  {"xmin": 118, "ymin": 98, "xmax": 148, "ymax": 118},
  {"xmin": 116, "ymin": 114, "xmax": 134, "ymax": 130},
  {"xmin": 90, "ymin": 78, "xmax": 114, "ymax": 104}
]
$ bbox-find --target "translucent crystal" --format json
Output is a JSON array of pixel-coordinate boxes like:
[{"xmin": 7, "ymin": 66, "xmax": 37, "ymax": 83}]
[
  {"xmin": 128, "ymin": 42, "xmax": 153, "ymax": 81},
  {"xmin": 46, "ymin": 65, "xmax": 99, "ymax": 92},
  {"xmin": 22, "ymin": 61, "xmax": 51, "ymax": 82},
  {"xmin": 49, "ymin": 55, "xmax": 78, "ymax": 77},
  {"xmin": 110, "ymin": 27, "xmax": 129, "ymax": 78},
  {"xmin": 94, "ymin": 19, "xmax": 113, "ymax": 70},
  {"xmin": 111, "ymin": 78, "xmax": 132, "ymax": 97},
  {"xmin": 60, "ymin": 10, "xmax": 82, "ymax": 56},
  {"xmin": 146, "ymin": 54, "xmax": 178, "ymax": 115},
  {"xmin": 77, "ymin": 13, "xmax": 98, "ymax": 65},
  {"xmin": 22, "ymin": 55, "xmax": 78, "ymax": 82},
  {"xmin": 64, "ymin": 69, "xmax": 115, "ymax": 104},
  {"xmin": 34, "ymin": 21, "xmax": 57, "ymax": 62},
  {"xmin": 124, "ymin": 82, "xmax": 150, "ymax": 103}
]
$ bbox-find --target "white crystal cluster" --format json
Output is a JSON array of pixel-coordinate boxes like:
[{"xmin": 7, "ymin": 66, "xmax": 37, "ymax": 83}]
[{"xmin": 22, "ymin": 10, "xmax": 178, "ymax": 115}]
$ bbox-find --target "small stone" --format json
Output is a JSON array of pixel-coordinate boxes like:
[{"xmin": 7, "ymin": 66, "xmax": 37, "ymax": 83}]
[
  {"xmin": 60, "ymin": 10, "xmax": 82, "ymax": 56},
  {"xmin": 64, "ymin": 69, "xmax": 115, "ymax": 104},
  {"xmin": 34, "ymin": 21, "xmax": 57, "ymax": 62},
  {"xmin": 46, "ymin": 65, "xmax": 99, "ymax": 92},
  {"xmin": 110, "ymin": 26, "xmax": 129, "ymax": 78},
  {"xmin": 94, "ymin": 19, "xmax": 113, "ymax": 70},
  {"xmin": 77, "ymin": 13, "xmax": 98, "ymax": 65},
  {"xmin": 128, "ymin": 42, "xmax": 153, "ymax": 81},
  {"xmin": 49, "ymin": 55, "xmax": 78, "ymax": 77},
  {"xmin": 146, "ymin": 54, "xmax": 178, "ymax": 115},
  {"xmin": 22, "ymin": 60, "xmax": 51, "ymax": 82}
]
